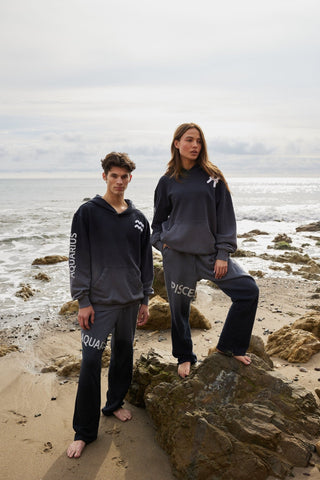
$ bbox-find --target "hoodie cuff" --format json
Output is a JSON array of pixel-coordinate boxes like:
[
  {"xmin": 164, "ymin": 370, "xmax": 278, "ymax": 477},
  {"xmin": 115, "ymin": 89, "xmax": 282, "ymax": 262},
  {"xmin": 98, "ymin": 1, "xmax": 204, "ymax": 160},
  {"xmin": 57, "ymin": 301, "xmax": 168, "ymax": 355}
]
[
  {"xmin": 78, "ymin": 295, "xmax": 92, "ymax": 309},
  {"xmin": 216, "ymin": 250, "xmax": 230, "ymax": 262},
  {"xmin": 152, "ymin": 240, "xmax": 163, "ymax": 252},
  {"xmin": 141, "ymin": 295, "xmax": 150, "ymax": 306}
]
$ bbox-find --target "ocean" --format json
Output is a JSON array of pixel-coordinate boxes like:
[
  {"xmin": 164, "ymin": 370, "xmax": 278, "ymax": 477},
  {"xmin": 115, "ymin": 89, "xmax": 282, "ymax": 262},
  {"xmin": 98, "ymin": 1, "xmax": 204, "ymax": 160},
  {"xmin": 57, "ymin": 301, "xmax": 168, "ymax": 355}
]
[{"xmin": 0, "ymin": 175, "xmax": 319, "ymax": 329}]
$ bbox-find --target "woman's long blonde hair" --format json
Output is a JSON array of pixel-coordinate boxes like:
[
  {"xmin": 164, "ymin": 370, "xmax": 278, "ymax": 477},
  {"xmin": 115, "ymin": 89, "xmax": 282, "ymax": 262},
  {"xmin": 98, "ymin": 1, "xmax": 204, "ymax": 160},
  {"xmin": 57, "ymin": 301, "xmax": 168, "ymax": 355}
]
[{"xmin": 165, "ymin": 122, "xmax": 230, "ymax": 191}]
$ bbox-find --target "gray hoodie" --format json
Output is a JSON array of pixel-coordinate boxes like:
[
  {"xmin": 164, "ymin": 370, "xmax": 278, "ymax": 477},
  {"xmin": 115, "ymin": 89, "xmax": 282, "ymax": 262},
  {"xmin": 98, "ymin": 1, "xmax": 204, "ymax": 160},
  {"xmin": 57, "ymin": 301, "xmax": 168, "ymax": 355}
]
[
  {"xmin": 69, "ymin": 195, "xmax": 153, "ymax": 310},
  {"xmin": 151, "ymin": 164, "xmax": 237, "ymax": 261}
]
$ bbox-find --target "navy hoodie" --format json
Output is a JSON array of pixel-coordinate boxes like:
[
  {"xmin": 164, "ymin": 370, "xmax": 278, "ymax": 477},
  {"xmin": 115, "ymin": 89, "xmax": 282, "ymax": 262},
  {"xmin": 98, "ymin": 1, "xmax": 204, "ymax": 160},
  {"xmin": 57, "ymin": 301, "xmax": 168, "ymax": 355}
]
[
  {"xmin": 151, "ymin": 165, "xmax": 237, "ymax": 260},
  {"xmin": 69, "ymin": 195, "xmax": 153, "ymax": 310}
]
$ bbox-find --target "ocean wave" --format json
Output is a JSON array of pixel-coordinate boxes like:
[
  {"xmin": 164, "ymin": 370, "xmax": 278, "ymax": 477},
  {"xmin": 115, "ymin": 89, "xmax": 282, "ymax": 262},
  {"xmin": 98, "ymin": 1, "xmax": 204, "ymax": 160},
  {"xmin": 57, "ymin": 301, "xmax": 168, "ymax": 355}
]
[
  {"xmin": 235, "ymin": 204, "xmax": 320, "ymax": 223},
  {"xmin": 0, "ymin": 232, "xmax": 67, "ymax": 245}
]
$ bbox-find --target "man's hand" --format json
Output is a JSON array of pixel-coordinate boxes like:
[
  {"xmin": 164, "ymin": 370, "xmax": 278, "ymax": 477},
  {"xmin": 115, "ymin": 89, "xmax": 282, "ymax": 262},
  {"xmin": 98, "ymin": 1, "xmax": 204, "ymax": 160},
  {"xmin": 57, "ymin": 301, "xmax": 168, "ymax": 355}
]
[
  {"xmin": 137, "ymin": 304, "xmax": 149, "ymax": 327},
  {"xmin": 214, "ymin": 259, "xmax": 228, "ymax": 279},
  {"xmin": 78, "ymin": 305, "xmax": 95, "ymax": 330}
]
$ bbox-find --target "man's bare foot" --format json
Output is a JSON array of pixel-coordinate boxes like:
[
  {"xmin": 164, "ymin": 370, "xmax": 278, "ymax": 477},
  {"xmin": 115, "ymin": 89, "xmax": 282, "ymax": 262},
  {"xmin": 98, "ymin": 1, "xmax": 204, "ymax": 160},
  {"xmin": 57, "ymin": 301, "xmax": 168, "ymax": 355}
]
[
  {"xmin": 67, "ymin": 440, "xmax": 86, "ymax": 458},
  {"xmin": 178, "ymin": 361, "xmax": 191, "ymax": 378},
  {"xmin": 234, "ymin": 355, "xmax": 251, "ymax": 365},
  {"xmin": 113, "ymin": 407, "xmax": 132, "ymax": 422}
]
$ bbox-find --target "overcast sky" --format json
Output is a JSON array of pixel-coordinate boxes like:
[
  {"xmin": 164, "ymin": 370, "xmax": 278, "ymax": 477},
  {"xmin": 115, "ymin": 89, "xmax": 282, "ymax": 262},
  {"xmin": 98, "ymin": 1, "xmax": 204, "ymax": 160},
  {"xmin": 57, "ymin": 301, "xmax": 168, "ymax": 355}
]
[{"xmin": 0, "ymin": 0, "xmax": 319, "ymax": 177}]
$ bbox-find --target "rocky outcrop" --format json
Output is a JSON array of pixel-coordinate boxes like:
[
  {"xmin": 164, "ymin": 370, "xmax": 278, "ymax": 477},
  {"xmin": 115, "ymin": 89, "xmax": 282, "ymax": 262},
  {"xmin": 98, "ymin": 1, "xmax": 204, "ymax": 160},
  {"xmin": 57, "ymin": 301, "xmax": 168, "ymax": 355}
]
[
  {"xmin": 41, "ymin": 347, "xmax": 111, "ymax": 376},
  {"xmin": 34, "ymin": 272, "xmax": 51, "ymax": 281},
  {"xmin": 15, "ymin": 283, "xmax": 36, "ymax": 300},
  {"xmin": 32, "ymin": 255, "xmax": 68, "ymax": 265},
  {"xmin": 128, "ymin": 350, "xmax": 320, "ymax": 480},
  {"xmin": 138, "ymin": 295, "xmax": 211, "ymax": 331},
  {"xmin": 0, "ymin": 344, "xmax": 19, "ymax": 357},
  {"xmin": 296, "ymin": 221, "xmax": 320, "ymax": 232},
  {"xmin": 266, "ymin": 312, "xmax": 320, "ymax": 362},
  {"xmin": 59, "ymin": 300, "xmax": 79, "ymax": 315}
]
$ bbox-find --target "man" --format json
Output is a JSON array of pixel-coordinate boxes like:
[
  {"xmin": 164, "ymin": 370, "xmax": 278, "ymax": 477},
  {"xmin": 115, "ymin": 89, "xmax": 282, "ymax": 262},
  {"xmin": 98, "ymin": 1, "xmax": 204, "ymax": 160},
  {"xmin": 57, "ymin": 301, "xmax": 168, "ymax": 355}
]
[{"xmin": 67, "ymin": 152, "xmax": 153, "ymax": 458}]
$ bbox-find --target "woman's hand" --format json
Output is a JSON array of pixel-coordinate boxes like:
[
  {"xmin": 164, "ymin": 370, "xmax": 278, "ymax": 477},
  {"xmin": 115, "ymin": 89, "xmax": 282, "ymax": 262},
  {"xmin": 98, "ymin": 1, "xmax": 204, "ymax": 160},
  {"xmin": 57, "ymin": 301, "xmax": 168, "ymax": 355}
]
[{"xmin": 214, "ymin": 259, "xmax": 228, "ymax": 279}]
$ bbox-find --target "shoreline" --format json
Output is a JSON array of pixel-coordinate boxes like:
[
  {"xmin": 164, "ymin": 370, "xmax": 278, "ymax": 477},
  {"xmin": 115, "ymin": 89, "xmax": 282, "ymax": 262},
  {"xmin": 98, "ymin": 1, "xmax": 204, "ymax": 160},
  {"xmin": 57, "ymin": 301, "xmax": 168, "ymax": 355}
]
[{"xmin": 1, "ymin": 277, "xmax": 320, "ymax": 480}]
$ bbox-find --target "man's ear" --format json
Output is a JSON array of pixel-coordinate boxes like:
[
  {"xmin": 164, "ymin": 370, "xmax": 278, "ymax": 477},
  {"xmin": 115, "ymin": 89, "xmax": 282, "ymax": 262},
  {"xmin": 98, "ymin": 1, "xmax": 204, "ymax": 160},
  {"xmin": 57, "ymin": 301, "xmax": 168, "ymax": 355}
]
[
  {"xmin": 102, "ymin": 171, "xmax": 107, "ymax": 182},
  {"xmin": 129, "ymin": 174, "xmax": 132, "ymax": 183}
]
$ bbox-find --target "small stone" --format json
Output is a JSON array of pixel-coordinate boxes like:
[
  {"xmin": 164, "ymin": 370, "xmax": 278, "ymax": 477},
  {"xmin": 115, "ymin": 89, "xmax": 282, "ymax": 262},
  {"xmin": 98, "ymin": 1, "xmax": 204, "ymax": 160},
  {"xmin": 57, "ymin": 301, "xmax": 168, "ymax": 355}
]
[
  {"xmin": 314, "ymin": 367, "xmax": 320, "ymax": 371},
  {"xmin": 300, "ymin": 367, "xmax": 308, "ymax": 373},
  {"xmin": 34, "ymin": 413, "xmax": 41, "ymax": 417}
]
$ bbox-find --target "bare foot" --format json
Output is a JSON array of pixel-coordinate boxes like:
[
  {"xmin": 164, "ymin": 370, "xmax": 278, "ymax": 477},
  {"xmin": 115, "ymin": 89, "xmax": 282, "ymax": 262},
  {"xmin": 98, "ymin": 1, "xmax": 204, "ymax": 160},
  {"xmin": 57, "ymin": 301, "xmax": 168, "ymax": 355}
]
[
  {"xmin": 234, "ymin": 355, "xmax": 251, "ymax": 365},
  {"xmin": 178, "ymin": 361, "xmax": 191, "ymax": 378},
  {"xmin": 113, "ymin": 407, "xmax": 132, "ymax": 422},
  {"xmin": 216, "ymin": 349, "xmax": 251, "ymax": 366},
  {"xmin": 67, "ymin": 440, "xmax": 86, "ymax": 458}
]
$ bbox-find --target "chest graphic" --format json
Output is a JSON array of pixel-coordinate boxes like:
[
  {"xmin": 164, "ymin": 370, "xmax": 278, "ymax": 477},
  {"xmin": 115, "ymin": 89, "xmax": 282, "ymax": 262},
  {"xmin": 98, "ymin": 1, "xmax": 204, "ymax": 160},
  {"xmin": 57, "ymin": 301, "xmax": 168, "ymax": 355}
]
[{"xmin": 134, "ymin": 219, "xmax": 144, "ymax": 232}]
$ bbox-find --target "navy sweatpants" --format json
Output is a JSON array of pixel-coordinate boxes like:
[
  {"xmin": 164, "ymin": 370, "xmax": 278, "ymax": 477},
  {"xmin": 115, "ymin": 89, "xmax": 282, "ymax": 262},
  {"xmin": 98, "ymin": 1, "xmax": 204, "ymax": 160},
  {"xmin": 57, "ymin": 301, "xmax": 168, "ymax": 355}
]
[
  {"xmin": 72, "ymin": 303, "xmax": 139, "ymax": 444},
  {"xmin": 162, "ymin": 249, "xmax": 259, "ymax": 364}
]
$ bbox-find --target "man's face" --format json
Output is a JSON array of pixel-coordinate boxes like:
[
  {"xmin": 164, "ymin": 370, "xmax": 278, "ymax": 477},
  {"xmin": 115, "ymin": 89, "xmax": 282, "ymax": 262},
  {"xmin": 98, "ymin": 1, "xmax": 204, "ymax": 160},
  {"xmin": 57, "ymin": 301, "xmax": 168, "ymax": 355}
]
[{"xmin": 103, "ymin": 166, "xmax": 132, "ymax": 196}]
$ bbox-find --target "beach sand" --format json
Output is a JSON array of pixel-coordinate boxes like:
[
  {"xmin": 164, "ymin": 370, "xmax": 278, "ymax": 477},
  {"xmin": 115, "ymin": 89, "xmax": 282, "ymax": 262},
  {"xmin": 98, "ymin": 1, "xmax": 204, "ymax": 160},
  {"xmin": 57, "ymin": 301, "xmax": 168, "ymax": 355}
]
[{"xmin": 1, "ymin": 277, "xmax": 320, "ymax": 480}]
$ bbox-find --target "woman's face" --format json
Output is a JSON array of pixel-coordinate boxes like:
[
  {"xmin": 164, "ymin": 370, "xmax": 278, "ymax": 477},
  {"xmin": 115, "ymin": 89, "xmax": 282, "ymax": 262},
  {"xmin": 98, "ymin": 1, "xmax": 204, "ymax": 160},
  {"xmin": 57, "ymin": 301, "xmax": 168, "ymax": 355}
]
[{"xmin": 174, "ymin": 128, "xmax": 202, "ymax": 165}]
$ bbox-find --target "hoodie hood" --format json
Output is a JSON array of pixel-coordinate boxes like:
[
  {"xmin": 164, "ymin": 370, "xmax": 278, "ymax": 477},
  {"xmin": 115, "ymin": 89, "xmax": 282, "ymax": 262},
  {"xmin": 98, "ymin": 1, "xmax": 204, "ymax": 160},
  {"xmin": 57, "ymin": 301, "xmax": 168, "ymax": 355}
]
[{"xmin": 90, "ymin": 195, "xmax": 135, "ymax": 214}]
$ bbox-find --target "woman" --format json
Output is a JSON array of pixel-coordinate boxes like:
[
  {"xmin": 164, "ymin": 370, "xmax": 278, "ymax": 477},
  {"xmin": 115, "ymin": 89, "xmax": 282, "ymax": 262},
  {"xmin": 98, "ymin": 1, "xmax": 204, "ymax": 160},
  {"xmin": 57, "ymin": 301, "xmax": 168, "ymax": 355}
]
[{"xmin": 151, "ymin": 123, "xmax": 259, "ymax": 378}]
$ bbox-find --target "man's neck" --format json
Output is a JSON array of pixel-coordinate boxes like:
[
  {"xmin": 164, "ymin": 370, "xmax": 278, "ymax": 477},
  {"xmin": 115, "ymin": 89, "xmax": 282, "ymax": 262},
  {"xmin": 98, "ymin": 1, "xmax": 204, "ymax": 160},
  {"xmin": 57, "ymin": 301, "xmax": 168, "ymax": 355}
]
[{"xmin": 103, "ymin": 193, "xmax": 128, "ymax": 214}]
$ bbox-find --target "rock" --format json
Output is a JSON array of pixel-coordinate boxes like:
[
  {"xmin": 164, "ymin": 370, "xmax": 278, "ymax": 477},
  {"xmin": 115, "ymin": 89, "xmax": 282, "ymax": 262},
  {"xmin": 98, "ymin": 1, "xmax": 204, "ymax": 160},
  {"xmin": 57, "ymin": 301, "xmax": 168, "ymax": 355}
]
[
  {"xmin": 59, "ymin": 300, "xmax": 79, "ymax": 315},
  {"xmin": 295, "ymin": 261, "xmax": 320, "ymax": 281},
  {"xmin": 152, "ymin": 262, "xmax": 167, "ymax": 300},
  {"xmin": 0, "ymin": 344, "xmax": 19, "ymax": 357},
  {"xmin": 296, "ymin": 222, "xmax": 320, "ymax": 232},
  {"xmin": 249, "ymin": 270, "xmax": 266, "ymax": 278},
  {"xmin": 260, "ymin": 252, "xmax": 313, "ymax": 265},
  {"xmin": 41, "ymin": 348, "xmax": 110, "ymax": 376},
  {"xmin": 269, "ymin": 241, "xmax": 298, "ymax": 251},
  {"xmin": 273, "ymin": 234, "xmax": 292, "ymax": 244},
  {"xmin": 208, "ymin": 335, "xmax": 273, "ymax": 368},
  {"xmin": 266, "ymin": 325, "xmax": 320, "ymax": 362},
  {"xmin": 315, "ymin": 389, "xmax": 320, "ymax": 400},
  {"xmin": 238, "ymin": 229, "xmax": 269, "ymax": 237},
  {"xmin": 138, "ymin": 295, "xmax": 211, "ymax": 331},
  {"xmin": 128, "ymin": 350, "xmax": 319, "ymax": 480},
  {"xmin": 34, "ymin": 272, "xmax": 51, "ymax": 281},
  {"xmin": 32, "ymin": 255, "xmax": 68, "ymax": 265},
  {"xmin": 15, "ymin": 284, "xmax": 36, "ymax": 300},
  {"xmin": 316, "ymin": 440, "xmax": 320, "ymax": 456},
  {"xmin": 292, "ymin": 312, "xmax": 320, "ymax": 339},
  {"xmin": 232, "ymin": 249, "xmax": 256, "ymax": 257},
  {"xmin": 269, "ymin": 264, "xmax": 292, "ymax": 273}
]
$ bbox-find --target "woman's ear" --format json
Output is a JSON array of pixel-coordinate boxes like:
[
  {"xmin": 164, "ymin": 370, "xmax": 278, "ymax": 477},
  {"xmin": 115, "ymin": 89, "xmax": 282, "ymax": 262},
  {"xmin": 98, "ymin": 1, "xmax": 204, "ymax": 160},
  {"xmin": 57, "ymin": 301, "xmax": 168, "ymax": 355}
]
[{"xmin": 174, "ymin": 139, "xmax": 180, "ymax": 150}]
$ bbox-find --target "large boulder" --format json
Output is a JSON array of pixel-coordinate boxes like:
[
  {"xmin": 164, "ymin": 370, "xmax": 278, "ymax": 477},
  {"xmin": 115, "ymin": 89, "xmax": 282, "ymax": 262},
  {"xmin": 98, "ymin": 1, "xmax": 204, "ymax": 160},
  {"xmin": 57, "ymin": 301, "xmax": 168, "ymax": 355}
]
[
  {"xmin": 138, "ymin": 295, "xmax": 211, "ymax": 331},
  {"xmin": 128, "ymin": 350, "xmax": 320, "ymax": 480},
  {"xmin": 266, "ymin": 312, "xmax": 320, "ymax": 362}
]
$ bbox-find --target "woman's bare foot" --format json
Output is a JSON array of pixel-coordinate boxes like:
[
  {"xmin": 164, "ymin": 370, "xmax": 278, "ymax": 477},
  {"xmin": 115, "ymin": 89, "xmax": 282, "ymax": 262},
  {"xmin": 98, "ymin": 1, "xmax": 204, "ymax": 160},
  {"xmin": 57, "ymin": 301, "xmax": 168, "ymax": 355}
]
[
  {"xmin": 234, "ymin": 355, "xmax": 251, "ymax": 365},
  {"xmin": 178, "ymin": 361, "xmax": 191, "ymax": 378},
  {"xmin": 216, "ymin": 349, "xmax": 251, "ymax": 366},
  {"xmin": 67, "ymin": 440, "xmax": 86, "ymax": 458},
  {"xmin": 113, "ymin": 407, "xmax": 132, "ymax": 421}
]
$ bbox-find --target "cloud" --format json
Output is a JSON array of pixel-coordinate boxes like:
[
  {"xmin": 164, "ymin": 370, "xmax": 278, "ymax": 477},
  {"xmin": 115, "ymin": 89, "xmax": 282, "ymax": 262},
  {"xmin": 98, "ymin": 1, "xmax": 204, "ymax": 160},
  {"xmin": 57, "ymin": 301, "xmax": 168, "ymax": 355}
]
[{"xmin": 0, "ymin": 1, "xmax": 319, "ymax": 176}]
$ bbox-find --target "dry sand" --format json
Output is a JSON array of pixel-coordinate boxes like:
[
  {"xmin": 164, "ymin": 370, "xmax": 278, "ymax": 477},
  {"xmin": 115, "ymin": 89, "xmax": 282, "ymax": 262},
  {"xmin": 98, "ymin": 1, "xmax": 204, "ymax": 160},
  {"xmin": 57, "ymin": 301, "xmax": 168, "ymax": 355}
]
[{"xmin": 1, "ymin": 277, "xmax": 320, "ymax": 480}]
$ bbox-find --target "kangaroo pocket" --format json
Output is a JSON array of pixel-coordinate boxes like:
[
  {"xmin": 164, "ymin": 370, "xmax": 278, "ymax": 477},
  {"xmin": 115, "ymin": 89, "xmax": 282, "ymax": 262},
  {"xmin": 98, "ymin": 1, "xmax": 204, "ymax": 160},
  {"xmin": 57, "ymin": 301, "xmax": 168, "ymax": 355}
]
[
  {"xmin": 161, "ymin": 222, "xmax": 216, "ymax": 254},
  {"xmin": 91, "ymin": 266, "xmax": 143, "ymax": 305}
]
